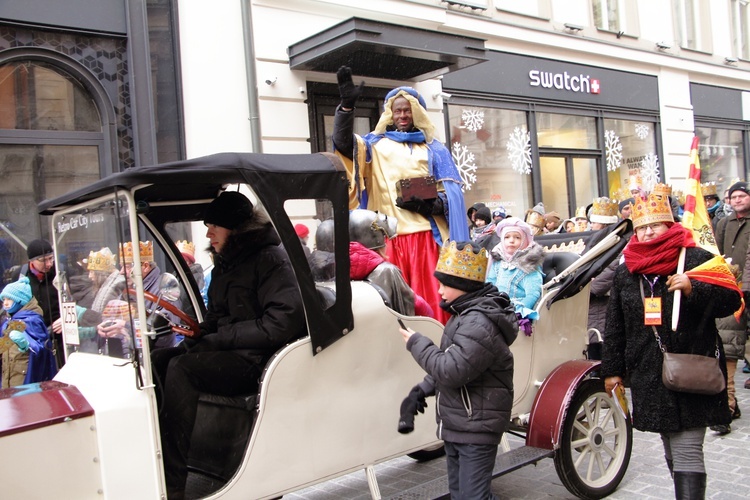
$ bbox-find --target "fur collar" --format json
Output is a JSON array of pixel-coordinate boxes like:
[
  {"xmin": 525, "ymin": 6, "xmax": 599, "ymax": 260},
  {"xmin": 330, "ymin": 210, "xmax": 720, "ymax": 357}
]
[{"xmin": 490, "ymin": 242, "xmax": 545, "ymax": 274}]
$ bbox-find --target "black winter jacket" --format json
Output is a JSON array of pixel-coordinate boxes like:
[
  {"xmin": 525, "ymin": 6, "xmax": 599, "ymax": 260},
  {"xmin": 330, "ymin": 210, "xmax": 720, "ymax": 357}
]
[
  {"xmin": 602, "ymin": 247, "xmax": 740, "ymax": 433},
  {"xmin": 407, "ymin": 284, "xmax": 518, "ymax": 445},
  {"xmin": 25, "ymin": 266, "xmax": 60, "ymax": 327},
  {"xmin": 192, "ymin": 222, "xmax": 307, "ymax": 365}
]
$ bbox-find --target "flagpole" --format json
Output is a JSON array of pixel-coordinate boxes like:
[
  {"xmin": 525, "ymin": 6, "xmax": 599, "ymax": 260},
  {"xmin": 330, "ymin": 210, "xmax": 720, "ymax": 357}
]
[{"xmin": 672, "ymin": 247, "xmax": 686, "ymax": 331}]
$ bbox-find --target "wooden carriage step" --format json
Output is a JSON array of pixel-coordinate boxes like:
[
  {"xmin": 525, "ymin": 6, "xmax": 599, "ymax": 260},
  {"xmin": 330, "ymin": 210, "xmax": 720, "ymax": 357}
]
[{"xmin": 390, "ymin": 445, "xmax": 554, "ymax": 499}]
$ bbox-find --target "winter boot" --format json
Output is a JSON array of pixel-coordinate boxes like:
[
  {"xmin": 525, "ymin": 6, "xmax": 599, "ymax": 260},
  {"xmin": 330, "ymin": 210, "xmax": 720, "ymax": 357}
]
[{"xmin": 673, "ymin": 471, "xmax": 706, "ymax": 500}]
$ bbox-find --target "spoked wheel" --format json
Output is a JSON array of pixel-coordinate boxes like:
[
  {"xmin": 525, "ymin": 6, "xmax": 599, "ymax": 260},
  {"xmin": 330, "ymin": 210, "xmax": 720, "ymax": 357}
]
[{"xmin": 554, "ymin": 379, "xmax": 632, "ymax": 499}]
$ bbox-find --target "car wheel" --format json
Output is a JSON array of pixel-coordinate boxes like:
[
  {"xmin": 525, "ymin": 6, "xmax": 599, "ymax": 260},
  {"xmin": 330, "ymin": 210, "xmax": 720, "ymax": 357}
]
[
  {"xmin": 407, "ymin": 443, "xmax": 445, "ymax": 462},
  {"xmin": 553, "ymin": 379, "xmax": 632, "ymax": 499}
]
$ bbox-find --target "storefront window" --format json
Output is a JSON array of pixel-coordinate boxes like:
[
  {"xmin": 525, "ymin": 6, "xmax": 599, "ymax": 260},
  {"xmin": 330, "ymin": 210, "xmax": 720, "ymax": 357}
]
[
  {"xmin": 603, "ymin": 118, "xmax": 659, "ymax": 200},
  {"xmin": 694, "ymin": 127, "xmax": 745, "ymax": 195},
  {"xmin": 536, "ymin": 113, "xmax": 598, "ymax": 149},
  {"xmin": 0, "ymin": 61, "xmax": 103, "ymax": 280},
  {"xmin": 448, "ymin": 105, "xmax": 532, "ymax": 219}
]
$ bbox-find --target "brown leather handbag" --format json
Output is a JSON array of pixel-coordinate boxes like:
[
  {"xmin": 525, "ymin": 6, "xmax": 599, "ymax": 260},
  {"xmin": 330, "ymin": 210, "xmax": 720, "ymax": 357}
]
[{"xmin": 653, "ymin": 326, "xmax": 725, "ymax": 395}]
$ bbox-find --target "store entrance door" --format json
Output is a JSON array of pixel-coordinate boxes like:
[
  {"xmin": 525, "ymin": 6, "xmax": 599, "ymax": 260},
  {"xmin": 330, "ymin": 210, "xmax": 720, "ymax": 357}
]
[{"xmin": 539, "ymin": 154, "xmax": 600, "ymax": 220}]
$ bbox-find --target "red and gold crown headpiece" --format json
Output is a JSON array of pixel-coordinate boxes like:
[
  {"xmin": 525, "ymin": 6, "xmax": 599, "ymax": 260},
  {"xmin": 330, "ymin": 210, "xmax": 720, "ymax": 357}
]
[
  {"xmin": 435, "ymin": 241, "xmax": 488, "ymax": 283},
  {"xmin": 175, "ymin": 240, "xmax": 195, "ymax": 257},
  {"xmin": 631, "ymin": 190, "xmax": 674, "ymax": 229},
  {"xmin": 119, "ymin": 241, "xmax": 154, "ymax": 264}
]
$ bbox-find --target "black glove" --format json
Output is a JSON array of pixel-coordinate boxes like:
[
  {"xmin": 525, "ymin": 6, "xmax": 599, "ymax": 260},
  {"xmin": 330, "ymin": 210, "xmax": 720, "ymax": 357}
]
[
  {"xmin": 398, "ymin": 385, "xmax": 427, "ymax": 434},
  {"xmin": 396, "ymin": 195, "xmax": 439, "ymax": 218},
  {"xmin": 337, "ymin": 66, "xmax": 364, "ymax": 109}
]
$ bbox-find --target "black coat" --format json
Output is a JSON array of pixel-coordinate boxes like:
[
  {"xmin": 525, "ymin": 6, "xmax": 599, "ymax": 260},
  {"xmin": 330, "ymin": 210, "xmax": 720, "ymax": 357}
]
[
  {"xmin": 192, "ymin": 222, "xmax": 307, "ymax": 365},
  {"xmin": 602, "ymin": 247, "xmax": 740, "ymax": 433},
  {"xmin": 407, "ymin": 284, "xmax": 518, "ymax": 445}
]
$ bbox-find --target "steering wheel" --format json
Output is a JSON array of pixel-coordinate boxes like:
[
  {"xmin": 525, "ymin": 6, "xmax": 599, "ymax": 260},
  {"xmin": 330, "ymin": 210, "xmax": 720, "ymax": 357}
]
[{"xmin": 127, "ymin": 289, "xmax": 200, "ymax": 337}]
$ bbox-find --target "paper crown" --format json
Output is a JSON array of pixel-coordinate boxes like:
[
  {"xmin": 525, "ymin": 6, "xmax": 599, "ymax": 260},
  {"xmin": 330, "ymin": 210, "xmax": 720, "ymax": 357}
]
[
  {"xmin": 672, "ymin": 189, "xmax": 686, "ymax": 206},
  {"xmin": 590, "ymin": 197, "xmax": 619, "ymax": 224},
  {"xmin": 652, "ymin": 183, "xmax": 672, "ymax": 198},
  {"xmin": 435, "ymin": 241, "xmax": 488, "ymax": 283},
  {"xmin": 119, "ymin": 241, "xmax": 154, "ymax": 264},
  {"xmin": 611, "ymin": 186, "xmax": 631, "ymax": 202},
  {"xmin": 631, "ymin": 192, "xmax": 674, "ymax": 229},
  {"xmin": 175, "ymin": 240, "xmax": 195, "ymax": 257},
  {"xmin": 525, "ymin": 207, "xmax": 545, "ymax": 234},
  {"xmin": 575, "ymin": 206, "xmax": 588, "ymax": 219},
  {"xmin": 628, "ymin": 174, "xmax": 643, "ymax": 191},
  {"xmin": 87, "ymin": 247, "xmax": 116, "ymax": 273},
  {"xmin": 701, "ymin": 182, "xmax": 718, "ymax": 198}
]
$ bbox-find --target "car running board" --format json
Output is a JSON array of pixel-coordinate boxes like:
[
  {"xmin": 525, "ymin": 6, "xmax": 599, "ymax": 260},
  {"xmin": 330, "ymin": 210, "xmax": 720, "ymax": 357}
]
[{"xmin": 391, "ymin": 445, "xmax": 554, "ymax": 499}]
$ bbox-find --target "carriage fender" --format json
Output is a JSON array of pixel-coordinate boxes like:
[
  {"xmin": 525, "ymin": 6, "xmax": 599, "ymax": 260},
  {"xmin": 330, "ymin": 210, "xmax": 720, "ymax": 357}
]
[{"xmin": 526, "ymin": 359, "xmax": 600, "ymax": 450}]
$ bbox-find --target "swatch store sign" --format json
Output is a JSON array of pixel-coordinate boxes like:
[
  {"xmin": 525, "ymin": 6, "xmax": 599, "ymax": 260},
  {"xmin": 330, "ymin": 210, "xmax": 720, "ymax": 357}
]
[{"xmin": 529, "ymin": 69, "xmax": 601, "ymax": 95}]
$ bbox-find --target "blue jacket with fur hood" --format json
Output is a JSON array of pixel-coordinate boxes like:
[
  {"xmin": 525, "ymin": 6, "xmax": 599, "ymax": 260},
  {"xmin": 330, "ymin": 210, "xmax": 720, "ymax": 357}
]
[{"xmin": 406, "ymin": 283, "xmax": 518, "ymax": 445}]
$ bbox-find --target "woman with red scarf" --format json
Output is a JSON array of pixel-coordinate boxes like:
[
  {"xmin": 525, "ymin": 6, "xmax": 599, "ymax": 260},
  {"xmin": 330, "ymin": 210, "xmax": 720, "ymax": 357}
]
[{"xmin": 602, "ymin": 188, "xmax": 741, "ymax": 500}]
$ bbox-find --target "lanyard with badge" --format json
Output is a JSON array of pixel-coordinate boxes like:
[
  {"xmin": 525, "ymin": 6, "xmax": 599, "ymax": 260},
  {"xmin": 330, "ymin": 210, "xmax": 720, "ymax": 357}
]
[{"xmin": 640, "ymin": 275, "xmax": 662, "ymax": 326}]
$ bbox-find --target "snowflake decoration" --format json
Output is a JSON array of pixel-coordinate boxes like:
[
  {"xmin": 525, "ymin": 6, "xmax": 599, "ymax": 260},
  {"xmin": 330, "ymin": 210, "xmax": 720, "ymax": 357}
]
[
  {"xmin": 451, "ymin": 142, "xmax": 478, "ymax": 192},
  {"xmin": 506, "ymin": 127, "xmax": 532, "ymax": 175},
  {"xmin": 634, "ymin": 123, "xmax": 650, "ymax": 140},
  {"xmin": 461, "ymin": 109, "xmax": 485, "ymax": 132},
  {"xmin": 640, "ymin": 153, "xmax": 660, "ymax": 191},
  {"xmin": 605, "ymin": 130, "xmax": 623, "ymax": 172}
]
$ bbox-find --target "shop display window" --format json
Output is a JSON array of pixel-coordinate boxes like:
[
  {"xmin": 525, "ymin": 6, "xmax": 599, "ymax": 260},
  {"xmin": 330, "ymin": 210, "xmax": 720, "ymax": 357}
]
[{"xmin": 448, "ymin": 105, "xmax": 533, "ymax": 219}]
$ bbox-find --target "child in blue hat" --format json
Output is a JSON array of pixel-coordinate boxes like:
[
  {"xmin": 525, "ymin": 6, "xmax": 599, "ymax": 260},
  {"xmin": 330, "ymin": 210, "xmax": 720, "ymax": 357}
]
[{"xmin": 0, "ymin": 276, "xmax": 57, "ymax": 387}]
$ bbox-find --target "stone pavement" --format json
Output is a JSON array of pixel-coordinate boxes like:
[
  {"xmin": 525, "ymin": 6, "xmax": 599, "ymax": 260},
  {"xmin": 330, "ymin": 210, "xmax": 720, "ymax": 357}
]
[{"xmin": 285, "ymin": 366, "xmax": 750, "ymax": 499}]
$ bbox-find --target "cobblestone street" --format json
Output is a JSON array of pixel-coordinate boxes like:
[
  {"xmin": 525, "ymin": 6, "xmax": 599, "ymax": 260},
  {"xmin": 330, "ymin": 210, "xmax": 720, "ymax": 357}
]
[{"xmin": 287, "ymin": 366, "xmax": 750, "ymax": 499}]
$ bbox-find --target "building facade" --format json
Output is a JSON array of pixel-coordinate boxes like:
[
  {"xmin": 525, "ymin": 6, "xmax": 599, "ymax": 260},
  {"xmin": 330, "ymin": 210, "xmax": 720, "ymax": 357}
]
[{"xmin": 2, "ymin": 0, "xmax": 750, "ymax": 265}]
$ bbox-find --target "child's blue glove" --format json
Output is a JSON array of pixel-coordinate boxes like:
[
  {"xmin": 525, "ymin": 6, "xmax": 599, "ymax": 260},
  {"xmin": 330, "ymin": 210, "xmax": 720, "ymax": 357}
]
[{"xmin": 8, "ymin": 330, "xmax": 30, "ymax": 352}]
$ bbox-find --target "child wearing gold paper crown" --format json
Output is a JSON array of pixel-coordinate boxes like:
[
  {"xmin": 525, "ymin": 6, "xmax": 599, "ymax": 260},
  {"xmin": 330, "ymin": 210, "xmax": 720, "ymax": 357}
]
[
  {"xmin": 398, "ymin": 241, "xmax": 518, "ymax": 499},
  {"xmin": 0, "ymin": 276, "xmax": 57, "ymax": 387}
]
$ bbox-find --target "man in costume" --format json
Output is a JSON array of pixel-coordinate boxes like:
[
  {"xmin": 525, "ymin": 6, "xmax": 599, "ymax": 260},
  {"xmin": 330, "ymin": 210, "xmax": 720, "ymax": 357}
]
[{"xmin": 332, "ymin": 66, "xmax": 469, "ymax": 323}]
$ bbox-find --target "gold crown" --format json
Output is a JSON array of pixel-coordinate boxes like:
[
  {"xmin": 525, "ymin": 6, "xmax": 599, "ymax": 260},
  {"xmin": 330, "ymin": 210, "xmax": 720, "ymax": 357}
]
[
  {"xmin": 87, "ymin": 247, "xmax": 116, "ymax": 272},
  {"xmin": 611, "ymin": 187, "xmax": 631, "ymax": 202},
  {"xmin": 435, "ymin": 241, "xmax": 488, "ymax": 283},
  {"xmin": 590, "ymin": 197, "xmax": 619, "ymax": 224},
  {"xmin": 175, "ymin": 240, "xmax": 195, "ymax": 257},
  {"xmin": 524, "ymin": 210, "xmax": 545, "ymax": 236},
  {"xmin": 631, "ymin": 192, "xmax": 674, "ymax": 229},
  {"xmin": 119, "ymin": 241, "xmax": 154, "ymax": 264},
  {"xmin": 628, "ymin": 174, "xmax": 643, "ymax": 191},
  {"xmin": 700, "ymin": 182, "xmax": 717, "ymax": 197},
  {"xmin": 575, "ymin": 206, "xmax": 588, "ymax": 219},
  {"xmin": 672, "ymin": 189, "xmax": 686, "ymax": 206},
  {"xmin": 652, "ymin": 183, "xmax": 672, "ymax": 198}
]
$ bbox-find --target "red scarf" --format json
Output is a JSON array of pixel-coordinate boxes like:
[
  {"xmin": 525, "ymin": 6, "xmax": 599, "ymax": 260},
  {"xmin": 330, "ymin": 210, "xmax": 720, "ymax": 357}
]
[{"xmin": 624, "ymin": 223, "xmax": 695, "ymax": 275}]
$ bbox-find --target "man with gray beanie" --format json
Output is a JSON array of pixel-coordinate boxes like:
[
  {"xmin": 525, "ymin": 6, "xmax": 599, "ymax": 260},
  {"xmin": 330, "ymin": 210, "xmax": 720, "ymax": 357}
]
[
  {"xmin": 714, "ymin": 181, "xmax": 750, "ymax": 433},
  {"xmin": 152, "ymin": 190, "xmax": 307, "ymax": 499}
]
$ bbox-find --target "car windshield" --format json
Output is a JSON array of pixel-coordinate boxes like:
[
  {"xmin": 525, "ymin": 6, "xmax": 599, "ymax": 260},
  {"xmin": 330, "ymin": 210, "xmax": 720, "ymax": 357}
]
[{"xmin": 52, "ymin": 192, "xmax": 149, "ymax": 363}]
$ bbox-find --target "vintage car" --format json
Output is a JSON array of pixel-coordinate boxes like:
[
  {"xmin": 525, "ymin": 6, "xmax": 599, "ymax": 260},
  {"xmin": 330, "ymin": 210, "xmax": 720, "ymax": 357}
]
[{"xmin": 0, "ymin": 152, "xmax": 632, "ymax": 499}]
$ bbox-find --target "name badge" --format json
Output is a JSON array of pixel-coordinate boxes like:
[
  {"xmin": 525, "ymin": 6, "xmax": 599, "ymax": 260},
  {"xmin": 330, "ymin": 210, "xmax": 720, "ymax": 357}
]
[{"xmin": 644, "ymin": 297, "xmax": 662, "ymax": 325}]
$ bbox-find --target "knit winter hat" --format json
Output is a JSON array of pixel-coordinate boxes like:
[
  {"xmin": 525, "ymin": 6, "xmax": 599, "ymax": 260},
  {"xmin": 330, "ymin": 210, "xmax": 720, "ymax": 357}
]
[
  {"xmin": 474, "ymin": 207, "xmax": 492, "ymax": 225},
  {"xmin": 294, "ymin": 224, "xmax": 310, "ymax": 238},
  {"xmin": 27, "ymin": 239, "xmax": 53, "ymax": 260},
  {"xmin": 204, "ymin": 191, "xmax": 254, "ymax": 230},
  {"xmin": 0, "ymin": 276, "xmax": 33, "ymax": 307},
  {"xmin": 492, "ymin": 206, "xmax": 506, "ymax": 219},
  {"xmin": 728, "ymin": 181, "xmax": 750, "ymax": 198}
]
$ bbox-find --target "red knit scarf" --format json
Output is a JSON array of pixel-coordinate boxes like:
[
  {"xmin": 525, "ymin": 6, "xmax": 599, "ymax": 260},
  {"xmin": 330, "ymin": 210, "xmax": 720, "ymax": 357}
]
[{"xmin": 624, "ymin": 223, "xmax": 695, "ymax": 275}]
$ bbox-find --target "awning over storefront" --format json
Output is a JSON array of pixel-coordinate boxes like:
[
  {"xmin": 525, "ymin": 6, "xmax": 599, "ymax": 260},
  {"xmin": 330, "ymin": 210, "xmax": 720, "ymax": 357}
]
[{"xmin": 288, "ymin": 17, "xmax": 487, "ymax": 81}]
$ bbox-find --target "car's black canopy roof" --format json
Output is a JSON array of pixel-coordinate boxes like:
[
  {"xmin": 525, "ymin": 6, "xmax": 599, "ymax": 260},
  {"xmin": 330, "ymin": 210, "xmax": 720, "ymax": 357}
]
[{"xmin": 40, "ymin": 152, "xmax": 354, "ymax": 354}]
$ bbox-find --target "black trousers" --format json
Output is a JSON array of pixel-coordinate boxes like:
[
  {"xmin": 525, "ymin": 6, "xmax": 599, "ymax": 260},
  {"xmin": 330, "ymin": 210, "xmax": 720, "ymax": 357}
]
[{"xmin": 152, "ymin": 347, "xmax": 262, "ymax": 495}]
